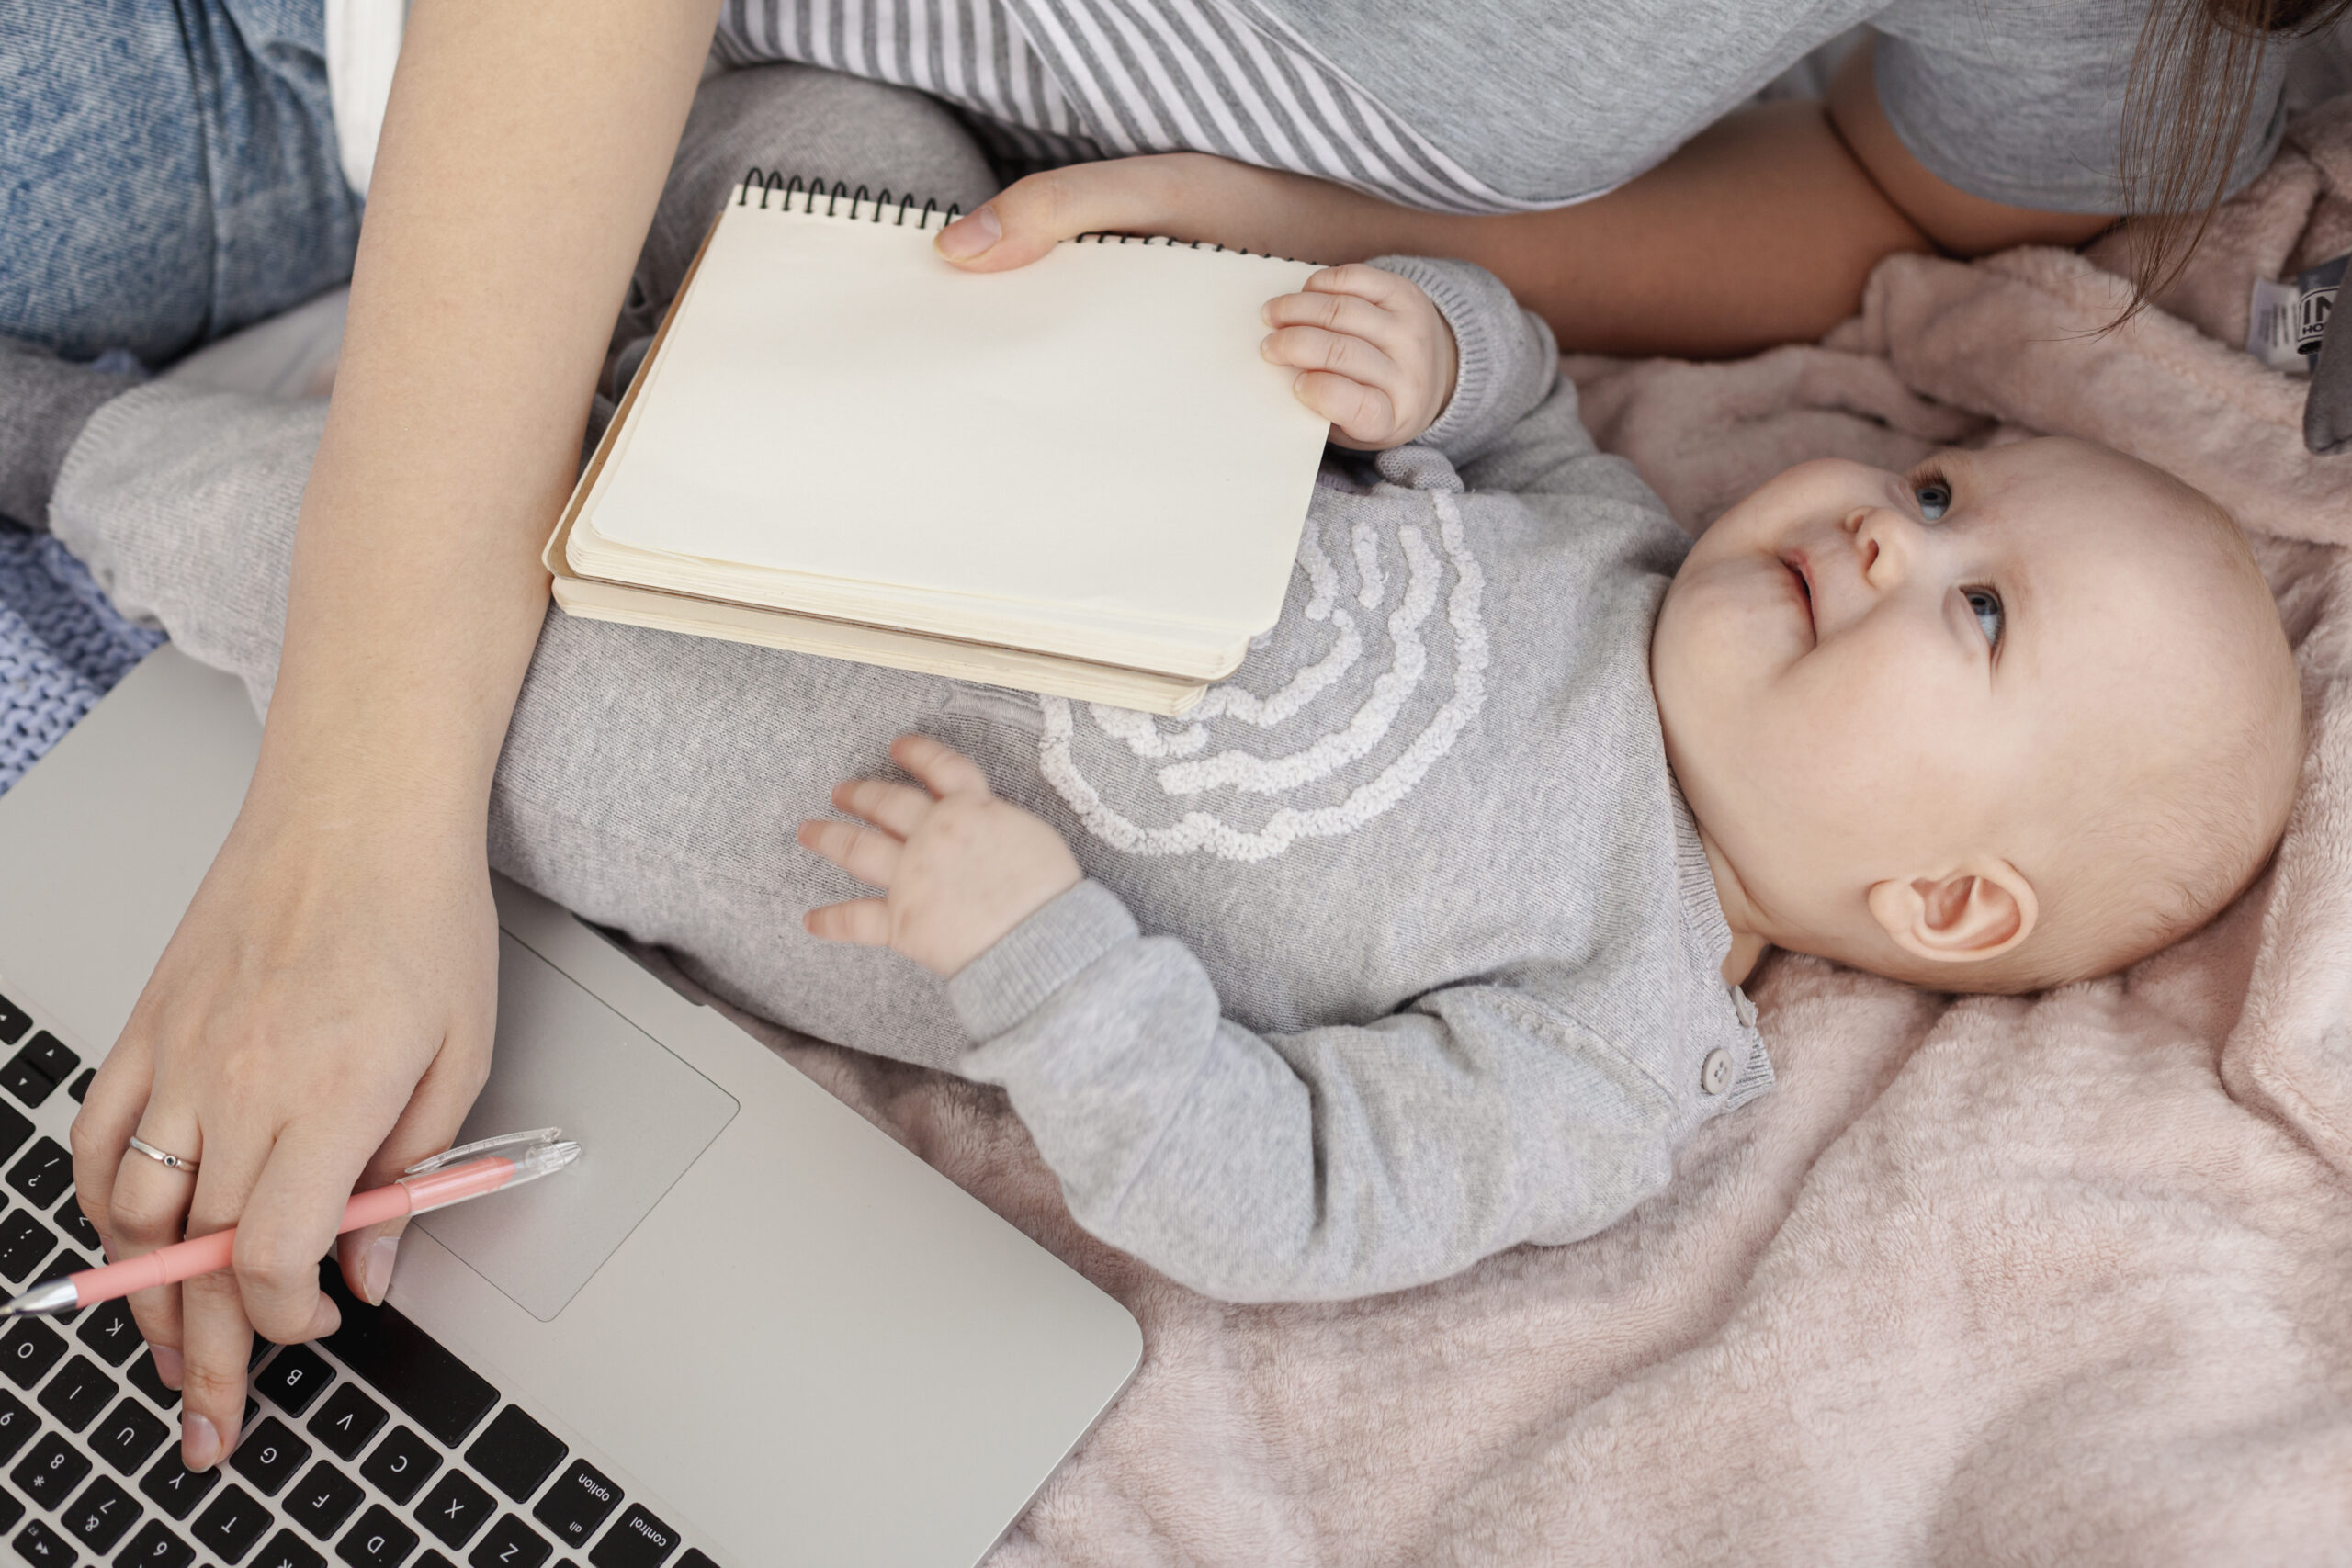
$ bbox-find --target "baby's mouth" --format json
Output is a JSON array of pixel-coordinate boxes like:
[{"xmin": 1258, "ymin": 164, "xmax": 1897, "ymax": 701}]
[{"xmin": 1783, "ymin": 553, "xmax": 1815, "ymax": 640}]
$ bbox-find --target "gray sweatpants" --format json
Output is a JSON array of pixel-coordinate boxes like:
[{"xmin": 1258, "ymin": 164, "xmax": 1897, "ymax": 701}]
[{"xmin": 49, "ymin": 65, "xmax": 1011, "ymax": 1074}]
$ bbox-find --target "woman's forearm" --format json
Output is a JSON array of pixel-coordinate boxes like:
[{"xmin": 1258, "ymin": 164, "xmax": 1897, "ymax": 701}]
[
  {"xmin": 956, "ymin": 61, "xmax": 2116, "ymax": 359},
  {"xmin": 258, "ymin": 0, "xmax": 719, "ymax": 829}
]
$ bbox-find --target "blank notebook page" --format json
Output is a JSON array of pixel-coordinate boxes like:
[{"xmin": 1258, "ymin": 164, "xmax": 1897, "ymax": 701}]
[{"xmin": 579, "ymin": 195, "xmax": 1328, "ymax": 639}]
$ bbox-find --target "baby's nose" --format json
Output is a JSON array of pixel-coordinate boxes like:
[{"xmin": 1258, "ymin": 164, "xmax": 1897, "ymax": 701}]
[{"xmin": 1849, "ymin": 507, "xmax": 1917, "ymax": 587}]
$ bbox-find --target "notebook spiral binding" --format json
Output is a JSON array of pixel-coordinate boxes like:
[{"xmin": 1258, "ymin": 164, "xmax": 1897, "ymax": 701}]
[
  {"xmin": 733, "ymin": 164, "xmax": 1306, "ymax": 263},
  {"xmin": 738, "ymin": 166, "xmax": 962, "ymax": 228}
]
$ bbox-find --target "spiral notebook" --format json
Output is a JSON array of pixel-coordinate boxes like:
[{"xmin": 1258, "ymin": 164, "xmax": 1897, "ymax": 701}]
[{"xmin": 546, "ymin": 174, "xmax": 1329, "ymax": 714}]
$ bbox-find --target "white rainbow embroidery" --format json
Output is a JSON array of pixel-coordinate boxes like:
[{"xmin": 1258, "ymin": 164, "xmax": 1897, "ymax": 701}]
[{"xmin": 1039, "ymin": 490, "xmax": 1489, "ymax": 862}]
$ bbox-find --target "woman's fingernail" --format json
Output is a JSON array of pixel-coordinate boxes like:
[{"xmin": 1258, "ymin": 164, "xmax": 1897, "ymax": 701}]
[
  {"xmin": 181, "ymin": 1413, "xmax": 220, "ymax": 1471},
  {"xmin": 934, "ymin": 205, "xmax": 1001, "ymax": 260},
  {"xmin": 364, "ymin": 1237, "xmax": 398, "ymax": 1305},
  {"xmin": 151, "ymin": 1345, "xmax": 184, "ymax": 1391}
]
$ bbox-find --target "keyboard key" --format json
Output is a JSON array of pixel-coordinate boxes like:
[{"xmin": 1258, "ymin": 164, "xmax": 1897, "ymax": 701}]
[
  {"xmin": 66, "ymin": 1071, "xmax": 93, "ymax": 1106},
  {"xmin": 585, "ymin": 1506, "xmax": 676, "ymax": 1568},
  {"xmin": 254, "ymin": 1527, "xmax": 328, "ymax": 1568},
  {"xmin": 0, "ymin": 1100, "xmax": 31, "ymax": 1167},
  {"xmin": 123, "ymin": 1351, "xmax": 176, "ymax": 1411},
  {"xmin": 308, "ymin": 1383, "xmax": 388, "ymax": 1461},
  {"xmin": 0, "ymin": 1482, "xmax": 21, "ymax": 1531},
  {"xmin": 413, "ymin": 1471, "xmax": 495, "ymax": 1549},
  {"xmin": 673, "ymin": 1553, "xmax": 716, "ymax": 1568},
  {"xmin": 359, "ymin": 1426, "xmax": 439, "ymax": 1505},
  {"xmin": 62, "ymin": 1473, "xmax": 140, "ymax": 1552},
  {"xmin": 19, "ymin": 1036, "xmax": 78, "ymax": 1089},
  {"xmin": 529, "ymin": 1463, "xmax": 619, "ymax": 1556},
  {"xmin": 0, "ymin": 1387, "xmax": 39, "ymax": 1464},
  {"xmin": 1, "ymin": 1317, "xmax": 67, "ymax": 1389},
  {"xmin": 334, "ymin": 1505, "xmax": 420, "ymax": 1568},
  {"xmin": 465, "ymin": 1409, "xmax": 565, "ymax": 1505},
  {"xmin": 228, "ymin": 1417, "xmax": 311, "ymax": 1496},
  {"xmin": 320, "ymin": 1276, "xmax": 498, "ymax": 1449},
  {"xmin": 413, "ymin": 1552, "xmax": 457, "ymax": 1568},
  {"xmin": 117, "ymin": 1519, "xmax": 195, "ymax": 1568},
  {"xmin": 0, "ymin": 1209, "xmax": 59, "ymax": 1284},
  {"xmin": 256, "ymin": 1345, "xmax": 334, "ymax": 1417},
  {"xmin": 52, "ymin": 1197, "xmax": 98, "ymax": 1254},
  {"xmin": 0, "ymin": 1056, "xmax": 57, "ymax": 1111},
  {"xmin": 467, "ymin": 1516, "xmax": 550, "ymax": 1568},
  {"xmin": 39, "ymin": 1355, "xmax": 119, "ymax": 1432},
  {"xmin": 15, "ymin": 1432, "xmax": 94, "ymax": 1508},
  {"xmin": 5, "ymin": 1137, "xmax": 72, "ymax": 1207},
  {"xmin": 89, "ymin": 1399, "xmax": 170, "ymax": 1477},
  {"xmin": 191, "ymin": 1483, "xmax": 273, "ymax": 1564},
  {"xmin": 136, "ymin": 1452, "xmax": 220, "ymax": 1522},
  {"xmin": 0, "ymin": 994, "xmax": 30, "ymax": 1045},
  {"xmin": 74, "ymin": 1301, "xmax": 141, "ymax": 1369},
  {"xmin": 286, "ymin": 1462, "xmax": 365, "ymax": 1540},
  {"xmin": 14, "ymin": 1516, "xmax": 74, "ymax": 1566}
]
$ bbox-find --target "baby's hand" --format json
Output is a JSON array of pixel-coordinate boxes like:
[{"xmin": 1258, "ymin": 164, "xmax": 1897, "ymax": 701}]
[
  {"xmin": 1261, "ymin": 264, "xmax": 1458, "ymax": 450},
  {"xmin": 798, "ymin": 735, "xmax": 1081, "ymax": 977}
]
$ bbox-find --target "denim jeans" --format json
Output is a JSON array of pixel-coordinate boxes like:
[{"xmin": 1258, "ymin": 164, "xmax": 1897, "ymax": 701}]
[{"xmin": 0, "ymin": 0, "xmax": 359, "ymax": 365}]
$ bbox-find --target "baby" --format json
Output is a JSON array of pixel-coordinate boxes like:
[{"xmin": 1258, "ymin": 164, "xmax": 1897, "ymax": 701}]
[
  {"xmin": 778, "ymin": 254, "xmax": 2305, "ymax": 1300},
  {"xmin": 6, "ymin": 215, "xmax": 2302, "ymax": 1312}
]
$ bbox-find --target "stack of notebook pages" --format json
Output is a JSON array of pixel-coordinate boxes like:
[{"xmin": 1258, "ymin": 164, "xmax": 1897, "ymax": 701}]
[{"xmin": 548, "ymin": 176, "xmax": 1331, "ymax": 715}]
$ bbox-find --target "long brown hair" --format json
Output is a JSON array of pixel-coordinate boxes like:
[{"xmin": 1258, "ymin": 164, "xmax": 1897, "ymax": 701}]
[{"xmin": 2120, "ymin": 0, "xmax": 2352, "ymax": 307}]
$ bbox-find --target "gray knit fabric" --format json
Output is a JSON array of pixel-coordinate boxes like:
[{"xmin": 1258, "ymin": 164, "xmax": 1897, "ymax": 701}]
[{"xmin": 51, "ymin": 265, "xmax": 1769, "ymax": 1300}]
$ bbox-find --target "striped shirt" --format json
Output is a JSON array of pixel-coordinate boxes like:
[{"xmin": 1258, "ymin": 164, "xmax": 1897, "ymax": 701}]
[{"xmin": 712, "ymin": 0, "xmax": 1562, "ymax": 213}]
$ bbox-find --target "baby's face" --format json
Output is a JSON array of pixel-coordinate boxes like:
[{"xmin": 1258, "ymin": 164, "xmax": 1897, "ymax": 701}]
[{"xmin": 1652, "ymin": 437, "xmax": 2267, "ymax": 962}]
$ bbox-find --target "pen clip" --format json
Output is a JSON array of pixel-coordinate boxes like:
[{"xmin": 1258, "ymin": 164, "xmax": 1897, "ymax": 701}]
[{"xmin": 403, "ymin": 1127, "xmax": 564, "ymax": 1177}]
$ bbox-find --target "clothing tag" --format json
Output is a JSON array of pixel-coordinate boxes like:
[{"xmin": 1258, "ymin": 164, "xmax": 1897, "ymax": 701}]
[{"xmin": 2246, "ymin": 253, "xmax": 2346, "ymax": 373}]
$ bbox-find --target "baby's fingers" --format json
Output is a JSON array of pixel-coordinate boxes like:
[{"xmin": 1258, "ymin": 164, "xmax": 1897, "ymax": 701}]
[
  {"xmin": 831, "ymin": 776, "xmax": 931, "ymax": 837},
  {"xmin": 1261, "ymin": 322, "xmax": 1400, "ymax": 389},
  {"xmin": 805, "ymin": 898, "xmax": 894, "ymax": 947},
  {"xmin": 797, "ymin": 818, "xmax": 903, "ymax": 888},
  {"xmin": 1262, "ymin": 288, "xmax": 1411, "ymax": 359},
  {"xmin": 889, "ymin": 734, "xmax": 992, "ymax": 799},
  {"xmin": 1288, "ymin": 370, "xmax": 1401, "ymax": 449}
]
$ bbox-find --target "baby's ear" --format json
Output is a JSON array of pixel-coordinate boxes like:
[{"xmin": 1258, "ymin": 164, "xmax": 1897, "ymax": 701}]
[{"xmin": 1866, "ymin": 862, "xmax": 2037, "ymax": 964}]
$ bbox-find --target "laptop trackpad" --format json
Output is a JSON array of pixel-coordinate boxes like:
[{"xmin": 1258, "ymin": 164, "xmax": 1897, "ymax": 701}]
[{"xmin": 414, "ymin": 931, "xmax": 739, "ymax": 1322}]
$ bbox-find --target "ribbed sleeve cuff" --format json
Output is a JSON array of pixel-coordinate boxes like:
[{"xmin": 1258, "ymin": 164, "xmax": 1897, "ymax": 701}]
[
  {"xmin": 948, "ymin": 878, "xmax": 1140, "ymax": 1040},
  {"xmin": 1366, "ymin": 254, "xmax": 1558, "ymax": 463}
]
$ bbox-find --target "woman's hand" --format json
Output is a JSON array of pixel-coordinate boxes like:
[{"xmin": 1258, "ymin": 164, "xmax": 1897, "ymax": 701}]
[
  {"xmin": 1260, "ymin": 265, "xmax": 1457, "ymax": 449},
  {"xmin": 70, "ymin": 799, "xmax": 495, "ymax": 1471},
  {"xmin": 798, "ymin": 736, "xmax": 1081, "ymax": 977}
]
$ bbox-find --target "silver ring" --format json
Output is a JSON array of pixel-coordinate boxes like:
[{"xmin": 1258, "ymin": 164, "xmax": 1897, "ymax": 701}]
[{"xmin": 126, "ymin": 1136, "xmax": 199, "ymax": 1175}]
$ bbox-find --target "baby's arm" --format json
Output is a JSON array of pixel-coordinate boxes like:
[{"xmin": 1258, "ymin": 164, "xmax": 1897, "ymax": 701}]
[{"xmin": 801, "ymin": 739, "xmax": 1679, "ymax": 1302}]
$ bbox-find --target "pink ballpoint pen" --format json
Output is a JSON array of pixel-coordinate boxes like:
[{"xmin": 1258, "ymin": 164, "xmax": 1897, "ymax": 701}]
[{"xmin": 0, "ymin": 1127, "xmax": 583, "ymax": 1319}]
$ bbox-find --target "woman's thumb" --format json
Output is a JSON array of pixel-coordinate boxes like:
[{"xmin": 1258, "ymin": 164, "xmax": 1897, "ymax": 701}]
[
  {"xmin": 335, "ymin": 1043, "xmax": 492, "ymax": 1305},
  {"xmin": 934, "ymin": 158, "xmax": 1189, "ymax": 271}
]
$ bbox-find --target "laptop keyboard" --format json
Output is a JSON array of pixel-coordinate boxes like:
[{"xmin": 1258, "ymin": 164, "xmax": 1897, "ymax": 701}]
[{"xmin": 0, "ymin": 991, "xmax": 722, "ymax": 1568}]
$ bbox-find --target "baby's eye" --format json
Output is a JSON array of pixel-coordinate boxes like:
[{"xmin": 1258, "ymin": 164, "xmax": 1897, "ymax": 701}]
[
  {"xmin": 1964, "ymin": 587, "xmax": 2004, "ymax": 649},
  {"xmin": 1915, "ymin": 480, "xmax": 1952, "ymax": 521}
]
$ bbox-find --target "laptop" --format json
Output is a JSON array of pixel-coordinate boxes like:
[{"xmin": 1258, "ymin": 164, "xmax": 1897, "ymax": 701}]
[{"xmin": 0, "ymin": 646, "xmax": 1140, "ymax": 1568}]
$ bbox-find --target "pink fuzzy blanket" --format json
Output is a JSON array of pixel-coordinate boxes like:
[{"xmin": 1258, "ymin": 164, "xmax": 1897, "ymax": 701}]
[{"xmin": 707, "ymin": 100, "xmax": 2352, "ymax": 1565}]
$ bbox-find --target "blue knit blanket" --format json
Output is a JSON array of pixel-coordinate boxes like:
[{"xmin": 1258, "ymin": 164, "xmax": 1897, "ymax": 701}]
[{"xmin": 0, "ymin": 524, "xmax": 165, "ymax": 794}]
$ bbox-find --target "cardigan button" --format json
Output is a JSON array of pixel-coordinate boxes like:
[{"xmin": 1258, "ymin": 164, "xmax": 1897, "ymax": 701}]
[{"xmin": 1700, "ymin": 1048, "xmax": 1733, "ymax": 1096}]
